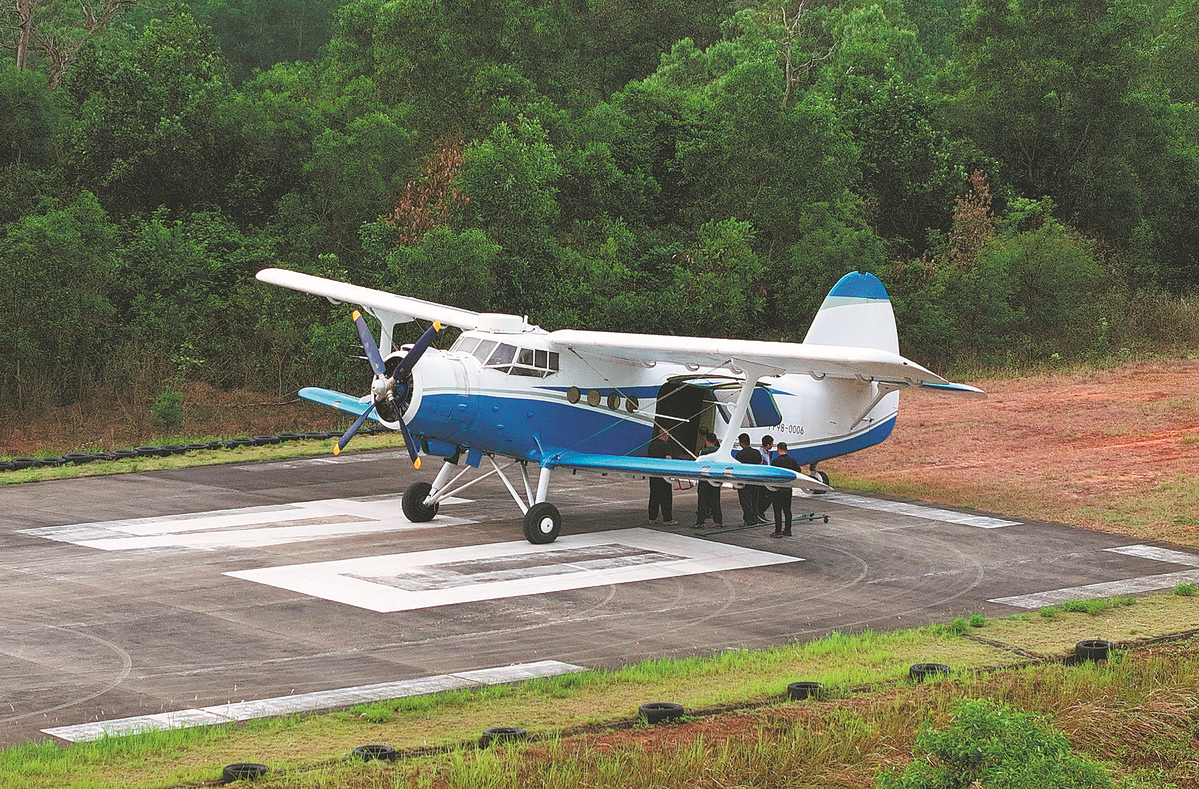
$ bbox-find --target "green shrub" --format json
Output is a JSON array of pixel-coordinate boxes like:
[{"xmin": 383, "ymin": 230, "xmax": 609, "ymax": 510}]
[
  {"xmin": 150, "ymin": 389, "xmax": 184, "ymax": 428},
  {"xmin": 876, "ymin": 698, "xmax": 1114, "ymax": 789},
  {"xmin": 969, "ymin": 614, "xmax": 986, "ymax": 628},
  {"xmin": 1173, "ymin": 583, "xmax": 1196, "ymax": 597}
]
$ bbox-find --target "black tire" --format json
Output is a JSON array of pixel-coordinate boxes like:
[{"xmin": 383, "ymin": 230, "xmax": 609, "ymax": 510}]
[
  {"xmin": 111, "ymin": 449, "xmax": 139, "ymax": 460},
  {"xmin": 786, "ymin": 681, "xmax": 825, "ymax": 701},
  {"xmin": 351, "ymin": 744, "xmax": 398, "ymax": 761},
  {"xmin": 1075, "ymin": 639, "xmax": 1113, "ymax": 662},
  {"xmin": 0, "ymin": 461, "xmax": 14, "ymax": 472},
  {"xmin": 221, "ymin": 762, "xmax": 268, "ymax": 782},
  {"xmin": 402, "ymin": 481, "xmax": 439, "ymax": 522},
  {"xmin": 523, "ymin": 502, "xmax": 562, "ymax": 544},
  {"xmin": 225, "ymin": 438, "xmax": 253, "ymax": 449},
  {"xmin": 639, "ymin": 702, "xmax": 685, "ymax": 724},
  {"xmin": 63, "ymin": 453, "xmax": 94, "ymax": 465},
  {"xmin": 252, "ymin": 435, "xmax": 281, "ymax": 445},
  {"xmin": 909, "ymin": 663, "xmax": 951, "ymax": 682},
  {"xmin": 277, "ymin": 432, "xmax": 303, "ymax": 442},
  {"xmin": 10, "ymin": 458, "xmax": 36, "ymax": 470},
  {"xmin": 135, "ymin": 446, "xmax": 165, "ymax": 457},
  {"xmin": 811, "ymin": 469, "xmax": 830, "ymax": 494},
  {"xmin": 479, "ymin": 727, "xmax": 527, "ymax": 747}
]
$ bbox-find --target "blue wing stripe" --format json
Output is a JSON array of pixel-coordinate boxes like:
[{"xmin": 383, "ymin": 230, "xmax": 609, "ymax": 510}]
[{"xmin": 546, "ymin": 450, "xmax": 823, "ymax": 487}]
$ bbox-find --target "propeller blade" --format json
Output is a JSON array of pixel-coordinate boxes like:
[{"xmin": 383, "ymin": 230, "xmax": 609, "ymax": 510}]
[
  {"xmin": 334, "ymin": 402, "xmax": 375, "ymax": 456},
  {"xmin": 393, "ymin": 321, "xmax": 441, "ymax": 377},
  {"xmin": 352, "ymin": 310, "xmax": 387, "ymax": 377},
  {"xmin": 397, "ymin": 416, "xmax": 421, "ymax": 470}
]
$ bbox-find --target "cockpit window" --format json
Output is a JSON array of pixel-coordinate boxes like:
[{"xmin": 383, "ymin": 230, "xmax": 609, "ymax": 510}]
[
  {"xmin": 452, "ymin": 335, "xmax": 477, "ymax": 353},
  {"xmin": 487, "ymin": 343, "xmax": 516, "ymax": 367},
  {"xmin": 472, "ymin": 339, "xmax": 497, "ymax": 364}
]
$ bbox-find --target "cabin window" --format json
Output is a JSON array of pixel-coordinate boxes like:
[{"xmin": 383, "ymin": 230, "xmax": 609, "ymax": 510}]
[{"xmin": 712, "ymin": 385, "xmax": 783, "ymax": 427}]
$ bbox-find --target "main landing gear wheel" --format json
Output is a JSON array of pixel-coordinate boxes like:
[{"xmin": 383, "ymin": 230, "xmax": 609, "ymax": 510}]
[
  {"xmin": 523, "ymin": 502, "xmax": 562, "ymax": 544},
  {"xmin": 402, "ymin": 481, "xmax": 439, "ymax": 522},
  {"xmin": 811, "ymin": 468, "xmax": 830, "ymax": 493}
]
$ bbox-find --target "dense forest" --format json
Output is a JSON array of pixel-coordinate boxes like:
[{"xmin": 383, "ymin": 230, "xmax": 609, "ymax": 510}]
[{"xmin": 2, "ymin": 0, "xmax": 1197, "ymax": 418}]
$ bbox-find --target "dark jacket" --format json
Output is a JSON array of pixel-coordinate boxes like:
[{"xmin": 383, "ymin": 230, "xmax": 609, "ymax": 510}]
[
  {"xmin": 734, "ymin": 445, "xmax": 761, "ymax": 464},
  {"xmin": 771, "ymin": 454, "xmax": 802, "ymax": 473}
]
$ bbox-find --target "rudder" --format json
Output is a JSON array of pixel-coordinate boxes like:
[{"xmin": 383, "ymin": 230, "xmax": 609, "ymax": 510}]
[{"xmin": 802, "ymin": 271, "xmax": 899, "ymax": 354}]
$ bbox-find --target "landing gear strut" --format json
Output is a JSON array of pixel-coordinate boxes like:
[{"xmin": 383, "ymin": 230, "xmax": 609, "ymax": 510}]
[{"xmin": 410, "ymin": 456, "xmax": 563, "ymax": 543}]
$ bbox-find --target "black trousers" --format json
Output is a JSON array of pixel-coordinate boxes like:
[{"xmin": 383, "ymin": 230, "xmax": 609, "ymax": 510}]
[
  {"xmin": 648, "ymin": 477, "xmax": 673, "ymax": 521},
  {"xmin": 772, "ymin": 489, "xmax": 793, "ymax": 534},
  {"xmin": 696, "ymin": 481, "xmax": 723, "ymax": 525},
  {"xmin": 738, "ymin": 486, "xmax": 760, "ymax": 526}
]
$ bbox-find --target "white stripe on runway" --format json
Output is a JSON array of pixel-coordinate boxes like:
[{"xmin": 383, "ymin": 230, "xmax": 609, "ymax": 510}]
[
  {"xmin": 41, "ymin": 659, "xmax": 586, "ymax": 742},
  {"xmin": 826, "ymin": 493, "xmax": 1020, "ymax": 528},
  {"xmin": 988, "ymin": 544, "xmax": 1199, "ymax": 609}
]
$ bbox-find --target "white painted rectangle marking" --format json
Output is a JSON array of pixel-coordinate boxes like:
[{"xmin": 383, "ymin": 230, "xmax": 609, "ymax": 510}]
[
  {"xmin": 988, "ymin": 544, "xmax": 1199, "ymax": 609},
  {"xmin": 19, "ymin": 496, "xmax": 473, "ymax": 551},
  {"xmin": 42, "ymin": 660, "xmax": 585, "ymax": 742},
  {"xmin": 226, "ymin": 528, "xmax": 802, "ymax": 612},
  {"xmin": 1104, "ymin": 544, "xmax": 1199, "ymax": 567},
  {"xmin": 825, "ymin": 493, "xmax": 1020, "ymax": 528}
]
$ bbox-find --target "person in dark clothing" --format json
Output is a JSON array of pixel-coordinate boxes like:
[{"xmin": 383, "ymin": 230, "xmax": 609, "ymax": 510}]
[
  {"xmin": 694, "ymin": 429, "xmax": 723, "ymax": 528},
  {"xmin": 734, "ymin": 432, "xmax": 762, "ymax": 526},
  {"xmin": 647, "ymin": 428, "xmax": 678, "ymax": 526},
  {"xmin": 769, "ymin": 442, "xmax": 803, "ymax": 537}
]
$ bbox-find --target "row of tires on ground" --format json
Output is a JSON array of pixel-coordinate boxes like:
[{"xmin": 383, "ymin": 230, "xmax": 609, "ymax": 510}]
[
  {"xmin": 217, "ymin": 642, "xmax": 1116, "ymax": 783},
  {"xmin": 0, "ymin": 429, "xmax": 374, "ymax": 472}
]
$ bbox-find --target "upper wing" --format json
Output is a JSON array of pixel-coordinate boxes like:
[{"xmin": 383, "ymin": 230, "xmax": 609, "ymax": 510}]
[
  {"xmin": 549, "ymin": 329, "xmax": 984, "ymax": 394},
  {"xmin": 257, "ymin": 268, "xmax": 486, "ymax": 331},
  {"xmin": 545, "ymin": 450, "xmax": 832, "ymax": 491}
]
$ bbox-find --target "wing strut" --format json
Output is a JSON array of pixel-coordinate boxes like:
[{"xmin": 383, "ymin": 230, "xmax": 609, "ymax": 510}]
[{"xmin": 715, "ymin": 361, "xmax": 780, "ymax": 458}]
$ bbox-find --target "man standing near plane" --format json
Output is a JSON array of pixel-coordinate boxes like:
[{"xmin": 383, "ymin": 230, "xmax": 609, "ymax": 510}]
[
  {"xmin": 734, "ymin": 433, "xmax": 762, "ymax": 526},
  {"xmin": 647, "ymin": 428, "xmax": 678, "ymax": 526},
  {"xmin": 769, "ymin": 442, "xmax": 803, "ymax": 537},
  {"xmin": 694, "ymin": 429, "xmax": 723, "ymax": 528},
  {"xmin": 756, "ymin": 434, "xmax": 775, "ymax": 524}
]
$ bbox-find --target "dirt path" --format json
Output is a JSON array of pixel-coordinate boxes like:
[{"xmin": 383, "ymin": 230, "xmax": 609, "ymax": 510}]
[{"xmin": 833, "ymin": 357, "xmax": 1199, "ymax": 547}]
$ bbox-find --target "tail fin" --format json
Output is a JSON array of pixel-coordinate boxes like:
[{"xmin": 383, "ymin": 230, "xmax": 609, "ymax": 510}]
[{"xmin": 802, "ymin": 271, "xmax": 899, "ymax": 354}]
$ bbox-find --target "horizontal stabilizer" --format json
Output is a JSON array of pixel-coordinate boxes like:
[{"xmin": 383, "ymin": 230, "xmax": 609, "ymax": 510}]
[
  {"xmin": 919, "ymin": 381, "xmax": 988, "ymax": 398},
  {"xmin": 546, "ymin": 451, "xmax": 832, "ymax": 491},
  {"xmin": 299, "ymin": 387, "xmax": 377, "ymax": 420}
]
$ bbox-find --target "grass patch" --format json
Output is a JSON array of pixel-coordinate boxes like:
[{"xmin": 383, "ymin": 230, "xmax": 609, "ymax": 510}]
[
  {"xmin": 0, "ymin": 433, "xmax": 408, "ymax": 486},
  {"xmin": 8, "ymin": 595, "xmax": 1199, "ymax": 788}
]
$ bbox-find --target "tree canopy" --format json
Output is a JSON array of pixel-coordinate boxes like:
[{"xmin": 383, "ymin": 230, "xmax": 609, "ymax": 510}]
[{"xmin": 2, "ymin": 0, "xmax": 1197, "ymax": 416}]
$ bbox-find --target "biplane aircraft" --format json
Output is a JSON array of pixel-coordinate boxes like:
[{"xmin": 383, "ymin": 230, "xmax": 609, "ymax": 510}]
[{"xmin": 257, "ymin": 268, "xmax": 984, "ymax": 544}]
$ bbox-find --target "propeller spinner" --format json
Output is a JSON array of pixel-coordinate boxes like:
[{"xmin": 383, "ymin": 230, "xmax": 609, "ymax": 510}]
[{"xmin": 334, "ymin": 311, "xmax": 440, "ymax": 467}]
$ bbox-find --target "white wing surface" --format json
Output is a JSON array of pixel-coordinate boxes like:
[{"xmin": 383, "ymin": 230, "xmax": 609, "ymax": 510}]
[
  {"xmin": 257, "ymin": 268, "xmax": 486, "ymax": 331},
  {"xmin": 549, "ymin": 329, "xmax": 982, "ymax": 392}
]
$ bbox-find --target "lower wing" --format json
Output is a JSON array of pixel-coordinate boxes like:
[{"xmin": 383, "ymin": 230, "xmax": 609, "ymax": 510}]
[
  {"xmin": 545, "ymin": 450, "xmax": 831, "ymax": 491},
  {"xmin": 299, "ymin": 387, "xmax": 376, "ymax": 419}
]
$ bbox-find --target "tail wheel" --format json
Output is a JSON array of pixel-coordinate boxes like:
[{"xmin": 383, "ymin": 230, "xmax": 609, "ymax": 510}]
[
  {"xmin": 523, "ymin": 502, "xmax": 561, "ymax": 544},
  {"xmin": 402, "ymin": 481, "xmax": 439, "ymax": 522}
]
